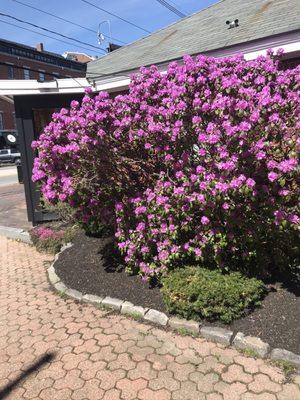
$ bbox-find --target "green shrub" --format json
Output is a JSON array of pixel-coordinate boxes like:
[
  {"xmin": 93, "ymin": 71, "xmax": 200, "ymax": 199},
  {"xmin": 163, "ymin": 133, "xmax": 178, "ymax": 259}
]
[
  {"xmin": 161, "ymin": 267, "xmax": 266, "ymax": 323},
  {"xmin": 63, "ymin": 225, "xmax": 80, "ymax": 243}
]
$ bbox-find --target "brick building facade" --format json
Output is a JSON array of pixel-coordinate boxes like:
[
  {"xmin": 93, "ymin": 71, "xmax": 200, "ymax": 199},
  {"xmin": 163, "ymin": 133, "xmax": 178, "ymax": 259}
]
[{"xmin": 0, "ymin": 39, "xmax": 87, "ymax": 130}]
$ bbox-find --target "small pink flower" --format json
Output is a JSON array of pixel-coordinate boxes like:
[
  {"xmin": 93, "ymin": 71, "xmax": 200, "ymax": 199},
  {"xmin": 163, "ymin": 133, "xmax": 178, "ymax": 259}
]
[
  {"xmin": 246, "ymin": 178, "xmax": 256, "ymax": 188},
  {"xmin": 256, "ymin": 151, "xmax": 266, "ymax": 160},
  {"xmin": 222, "ymin": 202, "xmax": 230, "ymax": 210},
  {"xmin": 136, "ymin": 222, "xmax": 146, "ymax": 232},
  {"xmin": 268, "ymin": 172, "xmax": 278, "ymax": 182},
  {"xmin": 115, "ymin": 203, "xmax": 123, "ymax": 211},
  {"xmin": 158, "ymin": 250, "xmax": 169, "ymax": 261},
  {"xmin": 135, "ymin": 206, "xmax": 147, "ymax": 215},
  {"xmin": 289, "ymin": 214, "xmax": 300, "ymax": 224},
  {"xmin": 201, "ymin": 216, "xmax": 210, "ymax": 225},
  {"xmin": 194, "ymin": 248, "xmax": 202, "ymax": 257}
]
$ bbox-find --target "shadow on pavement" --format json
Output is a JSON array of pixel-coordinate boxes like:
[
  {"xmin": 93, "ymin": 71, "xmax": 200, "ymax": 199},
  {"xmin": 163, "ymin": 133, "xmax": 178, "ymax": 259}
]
[{"xmin": 0, "ymin": 352, "xmax": 55, "ymax": 399}]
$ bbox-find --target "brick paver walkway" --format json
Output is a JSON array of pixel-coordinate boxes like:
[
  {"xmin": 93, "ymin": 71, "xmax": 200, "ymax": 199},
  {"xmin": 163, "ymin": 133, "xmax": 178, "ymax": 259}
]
[{"xmin": 0, "ymin": 236, "xmax": 299, "ymax": 400}]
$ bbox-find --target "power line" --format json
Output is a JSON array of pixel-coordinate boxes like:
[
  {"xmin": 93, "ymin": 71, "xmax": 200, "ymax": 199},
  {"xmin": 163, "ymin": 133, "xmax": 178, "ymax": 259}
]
[
  {"xmin": 155, "ymin": 0, "xmax": 186, "ymax": 17},
  {"xmin": 0, "ymin": 19, "xmax": 104, "ymax": 55},
  {"xmin": 168, "ymin": 0, "xmax": 187, "ymax": 11},
  {"xmin": 0, "ymin": 12, "xmax": 107, "ymax": 53},
  {"xmin": 154, "ymin": 0, "xmax": 186, "ymax": 18},
  {"xmin": 81, "ymin": 0, "xmax": 151, "ymax": 34},
  {"xmin": 8, "ymin": 0, "xmax": 127, "ymax": 45}
]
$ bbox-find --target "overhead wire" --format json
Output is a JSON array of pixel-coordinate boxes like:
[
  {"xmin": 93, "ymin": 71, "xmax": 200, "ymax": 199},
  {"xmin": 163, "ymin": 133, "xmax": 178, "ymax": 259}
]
[
  {"xmin": 0, "ymin": 19, "xmax": 105, "ymax": 55},
  {"xmin": 0, "ymin": 12, "xmax": 107, "ymax": 53},
  {"xmin": 81, "ymin": 0, "xmax": 151, "ymax": 34},
  {"xmin": 8, "ymin": 0, "xmax": 127, "ymax": 45},
  {"xmin": 154, "ymin": 0, "xmax": 186, "ymax": 18}
]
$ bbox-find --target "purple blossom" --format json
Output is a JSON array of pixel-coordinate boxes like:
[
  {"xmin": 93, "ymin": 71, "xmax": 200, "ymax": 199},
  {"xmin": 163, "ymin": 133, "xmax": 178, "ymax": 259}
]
[
  {"xmin": 246, "ymin": 178, "xmax": 256, "ymax": 188},
  {"xmin": 268, "ymin": 172, "xmax": 278, "ymax": 182},
  {"xmin": 201, "ymin": 216, "xmax": 210, "ymax": 225}
]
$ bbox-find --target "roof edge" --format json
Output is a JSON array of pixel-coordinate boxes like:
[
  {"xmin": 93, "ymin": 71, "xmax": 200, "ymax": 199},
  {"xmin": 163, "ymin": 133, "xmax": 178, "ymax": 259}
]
[{"xmin": 87, "ymin": 29, "xmax": 300, "ymax": 81}]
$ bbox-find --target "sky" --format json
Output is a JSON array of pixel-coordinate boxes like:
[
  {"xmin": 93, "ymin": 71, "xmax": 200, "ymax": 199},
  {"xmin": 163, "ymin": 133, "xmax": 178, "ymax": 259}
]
[{"xmin": 0, "ymin": 0, "xmax": 217, "ymax": 57}]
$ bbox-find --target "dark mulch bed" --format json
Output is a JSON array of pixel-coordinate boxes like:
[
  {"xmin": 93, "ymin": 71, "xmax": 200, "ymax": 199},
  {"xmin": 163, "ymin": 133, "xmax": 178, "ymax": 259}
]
[
  {"xmin": 57, "ymin": 232, "xmax": 165, "ymax": 312},
  {"xmin": 55, "ymin": 232, "xmax": 300, "ymax": 354}
]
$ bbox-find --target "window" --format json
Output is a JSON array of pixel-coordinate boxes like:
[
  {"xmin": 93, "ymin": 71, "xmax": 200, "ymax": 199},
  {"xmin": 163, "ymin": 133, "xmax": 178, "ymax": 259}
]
[
  {"xmin": 11, "ymin": 148, "xmax": 19, "ymax": 154},
  {"xmin": 0, "ymin": 150, "xmax": 8, "ymax": 155},
  {"xmin": 7, "ymin": 65, "xmax": 14, "ymax": 79},
  {"xmin": 12, "ymin": 112, "xmax": 17, "ymax": 129},
  {"xmin": 23, "ymin": 68, "xmax": 30, "ymax": 79},
  {"xmin": 0, "ymin": 112, "xmax": 4, "ymax": 130},
  {"xmin": 39, "ymin": 71, "xmax": 45, "ymax": 82}
]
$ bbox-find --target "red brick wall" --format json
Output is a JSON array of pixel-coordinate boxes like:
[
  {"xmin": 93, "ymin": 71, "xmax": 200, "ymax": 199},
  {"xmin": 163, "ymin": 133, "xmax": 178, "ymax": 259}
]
[
  {"xmin": 0, "ymin": 53, "xmax": 85, "ymax": 80},
  {"xmin": 0, "ymin": 98, "xmax": 15, "ymax": 130},
  {"xmin": 0, "ymin": 51, "xmax": 86, "ymax": 130}
]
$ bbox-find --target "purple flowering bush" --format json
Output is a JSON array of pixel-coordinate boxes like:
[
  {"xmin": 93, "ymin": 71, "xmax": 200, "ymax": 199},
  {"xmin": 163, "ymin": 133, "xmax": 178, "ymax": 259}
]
[{"xmin": 32, "ymin": 51, "xmax": 300, "ymax": 280}]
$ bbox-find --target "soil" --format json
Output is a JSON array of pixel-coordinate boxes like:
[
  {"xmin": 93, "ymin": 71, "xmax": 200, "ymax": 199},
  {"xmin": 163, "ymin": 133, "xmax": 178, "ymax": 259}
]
[
  {"xmin": 55, "ymin": 232, "xmax": 300, "ymax": 354},
  {"xmin": 56, "ymin": 232, "xmax": 166, "ymax": 312}
]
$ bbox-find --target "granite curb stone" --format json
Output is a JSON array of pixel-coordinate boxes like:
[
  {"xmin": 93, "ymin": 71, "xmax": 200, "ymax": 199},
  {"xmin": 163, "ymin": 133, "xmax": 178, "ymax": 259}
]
[
  {"xmin": 233, "ymin": 332, "xmax": 270, "ymax": 358},
  {"xmin": 168, "ymin": 316, "xmax": 200, "ymax": 335},
  {"xmin": 270, "ymin": 348, "xmax": 300, "ymax": 367},
  {"xmin": 54, "ymin": 281, "xmax": 68, "ymax": 293},
  {"xmin": 121, "ymin": 301, "xmax": 148, "ymax": 318},
  {"xmin": 200, "ymin": 326, "xmax": 233, "ymax": 345},
  {"xmin": 0, "ymin": 225, "xmax": 32, "ymax": 244},
  {"xmin": 144, "ymin": 309, "xmax": 169, "ymax": 326},
  {"xmin": 102, "ymin": 296, "xmax": 124, "ymax": 311},
  {"xmin": 82, "ymin": 294, "xmax": 104, "ymax": 305},
  {"xmin": 47, "ymin": 265, "xmax": 60, "ymax": 285},
  {"xmin": 65, "ymin": 288, "xmax": 83, "ymax": 301}
]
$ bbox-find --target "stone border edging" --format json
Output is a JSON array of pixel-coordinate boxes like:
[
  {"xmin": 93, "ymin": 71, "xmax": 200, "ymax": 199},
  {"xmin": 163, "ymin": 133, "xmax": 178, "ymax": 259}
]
[
  {"xmin": 44, "ymin": 242, "xmax": 299, "ymax": 369},
  {"xmin": 0, "ymin": 225, "xmax": 32, "ymax": 244}
]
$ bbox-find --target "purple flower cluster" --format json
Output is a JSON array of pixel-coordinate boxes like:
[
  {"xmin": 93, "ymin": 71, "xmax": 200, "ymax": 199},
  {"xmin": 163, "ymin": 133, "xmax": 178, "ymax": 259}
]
[{"xmin": 32, "ymin": 51, "xmax": 300, "ymax": 280}]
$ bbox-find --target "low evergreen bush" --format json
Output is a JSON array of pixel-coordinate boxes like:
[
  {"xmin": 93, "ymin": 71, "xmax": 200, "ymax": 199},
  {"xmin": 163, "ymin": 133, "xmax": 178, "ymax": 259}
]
[{"xmin": 161, "ymin": 267, "xmax": 266, "ymax": 323}]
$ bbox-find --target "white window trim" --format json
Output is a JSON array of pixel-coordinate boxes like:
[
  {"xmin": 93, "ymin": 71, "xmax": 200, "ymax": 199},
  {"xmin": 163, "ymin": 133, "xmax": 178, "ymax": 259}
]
[
  {"xmin": 7, "ymin": 64, "xmax": 14, "ymax": 79},
  {"xmin": 23, "ymin": 66, "xmax": 31, "ymax": 80},
  {"xmin": 38, "ymin": 70, "xmax": 45, "ymax": 81},
  {"xmin": 0, "ymin": 111, "xmax": 4, "ymax": 130}
]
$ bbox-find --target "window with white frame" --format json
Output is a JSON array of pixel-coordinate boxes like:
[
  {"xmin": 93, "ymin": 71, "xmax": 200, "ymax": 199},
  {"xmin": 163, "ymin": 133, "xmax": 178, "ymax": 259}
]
[
  {"xmin": 23, "ymin": 68, "xmax": 30, "ymax": 79},
  {"xmin": 12, "ymin": 112, "xmax": 17, "ymax": 129},
  {"xmin": 0, "ymin": 112, "xmax": 4, "ymax": 130},
  {"xmin": 7, "ymin": 65, "xmax": 14, "ymax": 79},
  {"xmin": 39, "ymin": 71, "xmax": 45, "ymax": 82}
]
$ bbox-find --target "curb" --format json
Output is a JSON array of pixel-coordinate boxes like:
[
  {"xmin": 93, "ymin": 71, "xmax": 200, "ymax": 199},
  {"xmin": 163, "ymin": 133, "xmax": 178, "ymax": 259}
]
[
  {"xmin": 45, "ymin": 243, "xmax": 299, "ymax": 369},
  {"xmin": 0, "ymin": 225, "xmax": 32, "ymax": 244}
]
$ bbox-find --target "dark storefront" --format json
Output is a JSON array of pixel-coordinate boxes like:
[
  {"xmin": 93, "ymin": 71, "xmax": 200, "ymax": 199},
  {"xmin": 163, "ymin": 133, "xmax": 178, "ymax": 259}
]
[{"xmin": 15, "ymin": 93, "xmax": 84, "ymax": 225}]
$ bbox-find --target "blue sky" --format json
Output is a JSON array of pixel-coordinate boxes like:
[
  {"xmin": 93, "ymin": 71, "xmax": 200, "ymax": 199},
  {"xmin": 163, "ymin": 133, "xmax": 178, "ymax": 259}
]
[{"xmin": 1, "ymin": 0, "xmax": 217, "ymax": 56}]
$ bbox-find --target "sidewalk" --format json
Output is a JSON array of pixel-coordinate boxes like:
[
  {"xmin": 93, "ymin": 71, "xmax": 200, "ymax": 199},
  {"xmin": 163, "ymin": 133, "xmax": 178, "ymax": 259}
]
[
  {"xmin": 0, "ymin": 166, "xmax": 18, "ymax": 187},
  {"xmin": 0, "ymin": 183, "xmax": 31, "ymax": 230},
  {"xmin": 0, "ymin": 236, "xmax": 299, "ymax": 400}
]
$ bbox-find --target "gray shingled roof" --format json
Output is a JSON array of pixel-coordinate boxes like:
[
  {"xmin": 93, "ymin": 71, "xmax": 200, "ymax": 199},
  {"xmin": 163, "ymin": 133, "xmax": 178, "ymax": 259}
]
[{"xmin": 87, "ymin": 0, "xmax": 300, "ymax": 78}]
